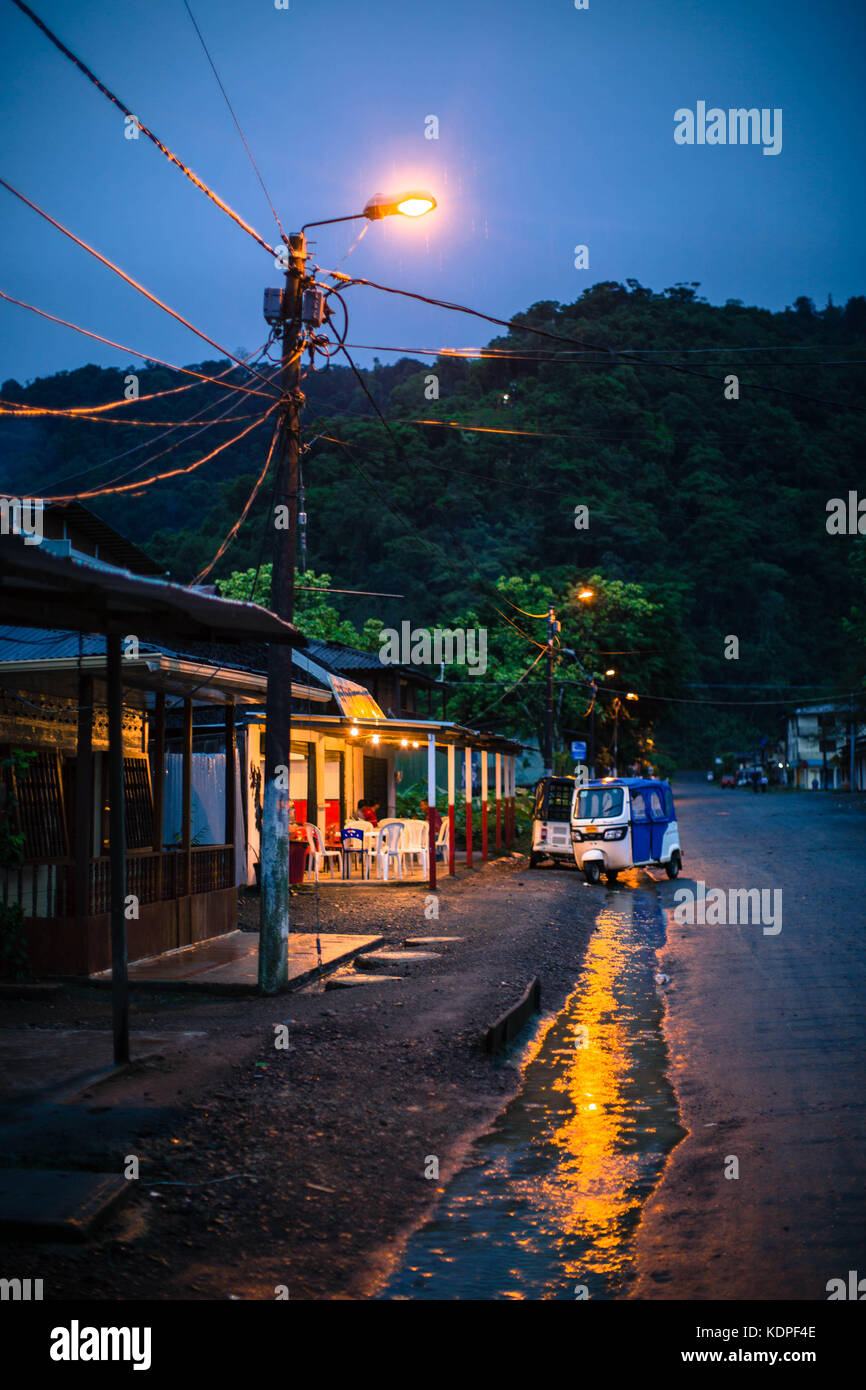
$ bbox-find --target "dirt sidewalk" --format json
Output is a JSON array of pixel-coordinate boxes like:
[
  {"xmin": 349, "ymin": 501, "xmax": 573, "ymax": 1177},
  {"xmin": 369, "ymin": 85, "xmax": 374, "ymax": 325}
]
[{"xmin": 0, "ymin": 855, "xmax": 599, "ymax": 1300}]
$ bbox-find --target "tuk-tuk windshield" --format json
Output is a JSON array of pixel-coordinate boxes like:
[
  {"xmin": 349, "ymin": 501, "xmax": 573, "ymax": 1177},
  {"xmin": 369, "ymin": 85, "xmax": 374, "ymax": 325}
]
[{"xmin": 576, "ymin": 786, "xmax": 625, "ymax": 820}]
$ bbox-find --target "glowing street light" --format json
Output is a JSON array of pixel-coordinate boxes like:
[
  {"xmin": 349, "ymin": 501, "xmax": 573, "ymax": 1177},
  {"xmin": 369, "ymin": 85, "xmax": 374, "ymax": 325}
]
[
  {"xmin": 626, "ymin": 692, "xmax": 639, "ymax": 701},
  {"xmin": 303, "ymin": 190, "xmax": 437, "ymax": 235},
  {"xmin": 578, "ymin": 587, "xmax": 594, "ymax": 601},
  {"xmin": 605, "ymin": 667, "xmax": 616, "ymax": 677},
  {"xmin": 363, "ymin": 189, "xmax": 437, "ymax": 219}
]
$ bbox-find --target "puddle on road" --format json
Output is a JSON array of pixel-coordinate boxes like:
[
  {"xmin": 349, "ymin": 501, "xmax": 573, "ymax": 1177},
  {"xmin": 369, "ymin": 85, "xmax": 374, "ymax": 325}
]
[{"xmin": 380, "ymin": 888, "xmax": 685, "ymax": 1300}]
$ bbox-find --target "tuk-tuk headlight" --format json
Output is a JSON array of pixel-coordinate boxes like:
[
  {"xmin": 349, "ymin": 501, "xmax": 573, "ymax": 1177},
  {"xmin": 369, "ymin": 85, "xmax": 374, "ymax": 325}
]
[{"xmin": 603, "ymin": 826, "xmax": 628, "ymax": 840}]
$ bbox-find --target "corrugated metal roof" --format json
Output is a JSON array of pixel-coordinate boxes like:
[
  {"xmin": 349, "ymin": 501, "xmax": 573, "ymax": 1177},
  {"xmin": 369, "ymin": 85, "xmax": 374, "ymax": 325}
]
[
  {"xmin": 305, "ymin": 639, "xmax": 384, "ymax": 671},
  {"xmin": 306, "ymin": 638, "xmax": 437, "ymax": 685},
  {"xmin": 0, "ymin": 530, "xmax": 303, "ymax": 645},
  {"xmin": 0, "ymin": 627, "xmax": 326, "ymax": 693},
  {"xmin": 0, "ymin": 626, "xmax": 106, "ymax": 659}
]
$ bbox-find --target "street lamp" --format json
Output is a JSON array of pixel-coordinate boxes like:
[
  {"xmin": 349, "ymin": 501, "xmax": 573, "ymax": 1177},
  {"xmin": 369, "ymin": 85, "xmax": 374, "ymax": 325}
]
[
  {"xmin": 302, "ymin": 190, "xmax": 437, "ymax": 234},
  {"xmin": 577, "ymin": 587, "xmax": 594, "ymax": 601}
]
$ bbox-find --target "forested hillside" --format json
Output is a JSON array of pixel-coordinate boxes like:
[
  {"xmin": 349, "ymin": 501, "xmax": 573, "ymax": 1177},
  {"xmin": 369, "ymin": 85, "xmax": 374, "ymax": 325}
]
[{"xmin": 3, "ymin": 281, "xmax": 864, "ymax": 766}]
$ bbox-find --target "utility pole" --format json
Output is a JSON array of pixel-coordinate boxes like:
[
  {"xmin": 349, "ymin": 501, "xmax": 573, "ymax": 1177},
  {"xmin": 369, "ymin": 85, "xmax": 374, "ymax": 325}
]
[
  {"xmin": 259, "ymin": 232, "xmax": 307, "ymax": 994},
  {"xmin": 543, "ymin": 605, "xmax": 559, "ymax": 776}
]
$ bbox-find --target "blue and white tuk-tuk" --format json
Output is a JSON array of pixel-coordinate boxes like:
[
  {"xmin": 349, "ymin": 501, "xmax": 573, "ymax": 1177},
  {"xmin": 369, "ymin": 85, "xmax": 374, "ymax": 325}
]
[{"xmin": 570, "ymin": 777, "xmax": 682, "ymax": 885}]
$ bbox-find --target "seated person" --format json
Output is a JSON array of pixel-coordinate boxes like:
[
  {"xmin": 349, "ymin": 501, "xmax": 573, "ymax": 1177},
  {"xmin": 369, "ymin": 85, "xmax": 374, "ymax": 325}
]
[
  {"xmin": 360, "ymin": 799, "xmax": 379, "ymax": 828},
  {"xmin": 420, "ymin": 798, "xmax": 442, "ymax": 834}
]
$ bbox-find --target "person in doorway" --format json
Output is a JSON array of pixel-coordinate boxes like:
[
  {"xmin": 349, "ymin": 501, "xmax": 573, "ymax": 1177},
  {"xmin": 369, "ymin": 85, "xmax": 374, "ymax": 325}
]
[
  {"xmin": 420, "ymin": 798, "xmax": 443, "ymax": 859},
  {"xmin": 420, "ymin": 798, "xmax": 442, "ymax": 834}
]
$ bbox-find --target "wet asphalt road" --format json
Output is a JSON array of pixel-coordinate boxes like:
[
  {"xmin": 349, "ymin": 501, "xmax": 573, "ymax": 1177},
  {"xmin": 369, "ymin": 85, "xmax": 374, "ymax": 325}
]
[{"xmin": 632, "ymin": 778, "xmax": 866, "ymax": 1300}]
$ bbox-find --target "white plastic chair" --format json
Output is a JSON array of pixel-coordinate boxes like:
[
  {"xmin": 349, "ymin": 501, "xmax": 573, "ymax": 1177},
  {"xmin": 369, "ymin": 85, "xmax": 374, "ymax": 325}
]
[
  {"xmin": 304, "ymin": 823, "xmax": 341, "ymax": 881},
  {"xmin": 435, "ymin": 817, "xmax": 449, "ymax": 859},
  {"xmin": 402, "ymin": 819, "xmax": 429, "ymax": 874},
  {"xmin": 374, "ymin": 821, "xmax": 405, "ymax": 881}
]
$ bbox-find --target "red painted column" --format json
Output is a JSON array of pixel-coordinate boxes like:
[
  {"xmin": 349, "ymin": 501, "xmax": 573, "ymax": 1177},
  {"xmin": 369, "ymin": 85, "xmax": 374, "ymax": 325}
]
[
  {"xmin": 464, "ymin": 747, "xmax": 473, "ymax": 868},
  {"xmin": 447, "ymin": 743, "xmax": 456, "ymax": 876},
  {"xmin": 427, "ymin": 731, "xmax": 437, "ymax": 892},
  {"xmin": 481, "ymin": 749, "xmax": 488, "ymax": 861},
  {"xmin": 495, "ymin": 751, "xmax": 502, "ymax": 850}
]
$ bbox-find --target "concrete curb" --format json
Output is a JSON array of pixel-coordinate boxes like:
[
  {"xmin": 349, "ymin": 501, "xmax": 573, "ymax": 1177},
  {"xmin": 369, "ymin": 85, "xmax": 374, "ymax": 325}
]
[{"xmin": 483, "ymin": 976, "xmax": 541, "ymax": 1053}]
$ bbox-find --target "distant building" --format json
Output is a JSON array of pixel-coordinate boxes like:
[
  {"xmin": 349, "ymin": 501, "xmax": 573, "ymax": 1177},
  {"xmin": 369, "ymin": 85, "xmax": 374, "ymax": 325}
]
[{"xmin": 786, "ymin": 701, "xmax": 865, "ymax": 790}]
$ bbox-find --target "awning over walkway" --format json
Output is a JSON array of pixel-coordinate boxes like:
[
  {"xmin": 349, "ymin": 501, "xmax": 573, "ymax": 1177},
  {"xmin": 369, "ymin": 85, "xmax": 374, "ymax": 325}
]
[{"xmin": 0, "ymin": 531, "xmax": 304, "ymax": 646}]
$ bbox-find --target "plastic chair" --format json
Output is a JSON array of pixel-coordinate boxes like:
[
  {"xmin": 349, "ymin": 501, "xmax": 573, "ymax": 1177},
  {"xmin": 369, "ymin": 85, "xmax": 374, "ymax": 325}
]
[
  {"xmin": 304, "ymin": 823, "xmax": 341, "ymax": 881},
  {"xmin": 435, "ymin": 817, "xmax": 449, "ymax": 860},
  {"xmin": 341, "ymin": 826, "xmax": 367, "ymax": 879},
  {"xmin": 402, "ymin": 819, "xmax": 429, "ymax": 874},
  {"xmin": 373, "ymin": 821, "xmax": 405, "ymax": 881}
]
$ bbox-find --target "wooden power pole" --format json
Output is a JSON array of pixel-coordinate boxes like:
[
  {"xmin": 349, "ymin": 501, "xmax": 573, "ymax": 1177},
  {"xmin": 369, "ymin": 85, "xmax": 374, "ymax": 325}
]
[{"xmin": 259, "ymin": 233, "xmax": 307, "ymax": 993}]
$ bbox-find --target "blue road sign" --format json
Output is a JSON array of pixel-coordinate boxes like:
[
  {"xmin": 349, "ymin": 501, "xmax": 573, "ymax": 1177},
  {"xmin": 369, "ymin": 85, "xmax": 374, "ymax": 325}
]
[{"xmin": 571, "ymin": 740, "xmax": 587, "ymax": 760}]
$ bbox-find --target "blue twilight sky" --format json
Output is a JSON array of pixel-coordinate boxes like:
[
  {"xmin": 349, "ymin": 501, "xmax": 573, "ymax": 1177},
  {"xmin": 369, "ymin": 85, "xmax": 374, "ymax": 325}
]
[{"xmin": 0, "ymin": 0, "xmax": 864, "ymax": 385}]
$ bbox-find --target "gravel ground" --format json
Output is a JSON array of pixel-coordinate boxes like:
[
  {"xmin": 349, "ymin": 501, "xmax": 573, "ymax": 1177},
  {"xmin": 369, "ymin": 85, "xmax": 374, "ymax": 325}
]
[{"xmin": 0, "ymin": 851, "xmax": 600, "ymax": 1300}]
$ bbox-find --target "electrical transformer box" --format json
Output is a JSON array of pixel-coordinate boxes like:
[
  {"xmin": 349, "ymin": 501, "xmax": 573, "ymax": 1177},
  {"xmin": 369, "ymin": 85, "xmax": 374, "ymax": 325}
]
[
  {"xmin": 302, "ymin": 288, "xmax": 326, "ymax": 326},
  {"xmin": 263, "ymin": 287, "xmax": 284, "ymax": 325}
]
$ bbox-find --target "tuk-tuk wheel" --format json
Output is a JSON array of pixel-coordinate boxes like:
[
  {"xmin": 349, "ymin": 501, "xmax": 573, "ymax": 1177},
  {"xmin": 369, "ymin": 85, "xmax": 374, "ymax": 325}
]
[
  {"xmin": 665, "ymin": 852, "xmax": 682, "ymax": 879},
  {"xmin": 605, "ymin": 870, "xmax": 619, "ymax": 884},
  {"xmin": 584, "ymin": 861, "xmax": 602, "ymax": 885},
  {"xmin": 529, "ymin": 853, "xmax": 540, "ymax": 869}
]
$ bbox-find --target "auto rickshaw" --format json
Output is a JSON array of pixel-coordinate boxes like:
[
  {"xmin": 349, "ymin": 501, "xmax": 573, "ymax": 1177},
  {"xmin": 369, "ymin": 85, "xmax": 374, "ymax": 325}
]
[
  {"xmin": 529, "ymin": 774, "xmax": 576, "ymax": 869},
  {"xmin": 570, "ymin": 777, "xmax": 682, "ymax": 884}
]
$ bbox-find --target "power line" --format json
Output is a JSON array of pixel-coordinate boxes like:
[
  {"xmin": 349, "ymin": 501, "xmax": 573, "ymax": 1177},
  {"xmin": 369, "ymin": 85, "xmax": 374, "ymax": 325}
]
[
  {"xmin": 341, "ymin": 341, "xmax": 866, "ymax": 370},
  {"xmin": 67, "ymin": 381, "xmax": 270, "ymax": 497},
  {"xmin": 461, "ymin": 647, "xmax": 548, "ymax": 723},
  {"xmin": 0, "ymin": 289, "xmax": 279, "ymax": 400},
  {"xmin": 10, "ymin": 0, "xmax": 277, "ymax": 257},
  {"xmin": 401, "ymin": 417, "xmax": 619, "ymax": 441},
  {"xmin": 330, "ymin": 272, "xmax": 866, "ymax": 415},
  {"xmin": 44, "ymin": 403, "xmax": 278, "ymax": 502},
  {"xmin": 32, "ymin": 356, "xmax": 275, "ymax": 493},
  {"xmin": 0, "ymin": 401, "xmax": 257, "ymax": 427},
  {"xmin": 193, "ymin": 417, "xmax": 281, "ymax": 583},
  {"xmin": 182, "ymin": 0, "xmax": 285, "ymax": 243},
  {"xmin": 0, "ymin": 179, "xmax": 280, "ymax": 393},
  {"xmin": 342, "ymin": 339, "xmax": 866, "ymax": 360},
  {"xmin": 0, "ymin": 349, "xmax": 269, "ymax": 417}
]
